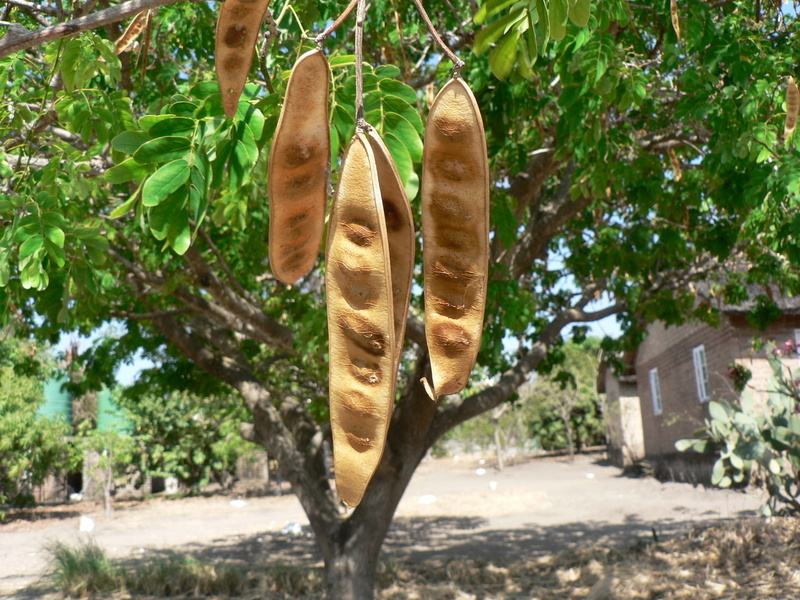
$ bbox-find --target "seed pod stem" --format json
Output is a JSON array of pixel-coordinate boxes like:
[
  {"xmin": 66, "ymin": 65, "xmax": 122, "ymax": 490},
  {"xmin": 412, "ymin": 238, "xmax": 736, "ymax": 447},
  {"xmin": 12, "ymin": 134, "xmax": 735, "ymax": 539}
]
[
  {"xmin": 409, "ymin": 0, "xmax": 464, "ymax": 72},
  {"xmin": 354, "ymin": 0, "xmax": 367, "ymax": 130},
  {"xmin": 315, "ymin": 0, "xmax": 359, "ymax": 44}
]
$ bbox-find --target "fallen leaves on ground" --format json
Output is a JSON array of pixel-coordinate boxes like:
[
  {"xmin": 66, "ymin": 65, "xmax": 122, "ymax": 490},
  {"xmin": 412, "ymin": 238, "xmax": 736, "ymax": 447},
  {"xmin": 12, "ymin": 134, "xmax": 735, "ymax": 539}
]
[{"xmin": 378, "ymin": 517, "xmax": 800, "ymax": 600}]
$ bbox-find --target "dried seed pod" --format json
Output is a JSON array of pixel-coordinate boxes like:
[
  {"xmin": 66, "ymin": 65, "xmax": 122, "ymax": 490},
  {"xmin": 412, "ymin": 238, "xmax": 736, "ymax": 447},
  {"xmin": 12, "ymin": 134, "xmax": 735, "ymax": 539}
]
[
  {"xmin": 327, "ymin": 133, "xmax": 395, "ymax": 508},
  {"xmin": 366, "ymin": 129, "xmax": 415, "ymax": 370},
  {"xmin": 670, "ymin": 0, "xmax": 681, "ymax": 41},
  {"xmin": 268, "ymin": 49, "xmax": 331, "ymax": 284},
  {"xmin": 785, "ymin": 76, "xmax": 799, "ymax": 139},
  {"xmin": 114, "ymin": 10, "xmax": 149, "ymax": 54},
  {"xmin": 215, "ymin": 0, "xmax": 272, "ymax": 119},
  {"xmin": 420, "ymin": 77, "xmax": 489, "ymax": 399}
]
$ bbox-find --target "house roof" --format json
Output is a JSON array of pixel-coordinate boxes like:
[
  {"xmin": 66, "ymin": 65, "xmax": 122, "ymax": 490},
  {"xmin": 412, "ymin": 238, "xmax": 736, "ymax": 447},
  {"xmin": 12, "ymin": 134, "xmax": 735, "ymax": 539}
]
[{"xmin": 694, "ymin": 280, "xmax": 800, "ymax": 314}]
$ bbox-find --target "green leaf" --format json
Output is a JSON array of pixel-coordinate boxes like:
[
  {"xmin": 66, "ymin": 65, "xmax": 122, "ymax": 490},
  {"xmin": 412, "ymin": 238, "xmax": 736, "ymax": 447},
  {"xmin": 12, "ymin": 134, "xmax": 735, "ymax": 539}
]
[
  {"xmin": 18, "ymin": 234, "xmax": 43, "ymax": 260},
  {"xmin": 170, "ymin": 219, "xmax": 192, "ymax": 255},
  {"xmin": 240, "ymin": 105, "xmax": 265, "ymax": 141},
  {"xmin": 535, "ymin": 0, "xmax": 550, "ymax": 50},
  {"xmin": 711, "ymin": 458, "xmax": 725, "ymax": 486},
  {"xmin": 133, "ymin": 136, "xmax": 192, "ymax": 164},
  {"xmin": 109, "ymin": 189, "xmax": 141, "ymax": 219},
  {"xmin": 382, "ymin": 95, "xmax": 424, "ymax": 133},
  {"xmin": 568, "ymin": 0, "xmax": 591, "ymax": 27},
  {"xmin": 489, "ymin": 30, "xmax": 520, "ymax": 80},
  {"xmin": 474, "ymin": 0, "xmax": 522, "ymax": 25},
  {"xmin": 378, "ymin": 79, "xmax": 418, "ymax": 105},
  {"xmin": 149, "ymin": 192, "xmax": 187, "ymax": 241},
  {"xmin": 549, "ymin": 0, "xmax": 568, "ymax": 41},
  {"xmin": 329, "ymin": 54, "xmax": 356, "ymax": 68},
  {"xmin": 111, "ymin": 130, "xmax": 151, "ymax": 155},
  {"xmin": 474, "ymin": 7, "xmax": 526, "ymax": 55},
  {"xmin": 383, "ymin": 131, "xmax": 413, "ymax": 187},
  {"xmin": 42, "ymin": 224, "xmax": 65, "ymax": 248},
  {"xmin": 374, "ymin": 64, "xmax": 401, "ymax": 79},
  {"xmin": 384, "ymin": 112, "xmax": 423, "ymax": 162},
  {"xmin": 105, "ymin": 158, "xmax": 151, "ymax": 184},
  {"xmin": 148, "ymin": 117, "xmax": 196, "ymax": 138},
  {"xmin": 708, "ymin": 401, "xmax": 730, "ymax": 423},
  {"xmin": 142, "ymin": 159, "xmax": 190, "ymax": 207}
]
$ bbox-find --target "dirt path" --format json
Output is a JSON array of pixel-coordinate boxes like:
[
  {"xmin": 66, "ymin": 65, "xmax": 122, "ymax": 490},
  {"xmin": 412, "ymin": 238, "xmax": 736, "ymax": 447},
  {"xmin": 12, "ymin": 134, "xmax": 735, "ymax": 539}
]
[{"xmin": 0, "ymin": 454, "xmax": 763, "ymax": 597}]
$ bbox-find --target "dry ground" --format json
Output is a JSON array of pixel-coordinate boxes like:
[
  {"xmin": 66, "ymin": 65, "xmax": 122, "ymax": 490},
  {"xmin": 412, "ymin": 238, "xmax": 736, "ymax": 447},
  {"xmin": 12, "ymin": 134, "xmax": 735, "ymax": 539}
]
[{"xmin": 2, "ymin": 453, "xmax": 786, "ymax": 599}]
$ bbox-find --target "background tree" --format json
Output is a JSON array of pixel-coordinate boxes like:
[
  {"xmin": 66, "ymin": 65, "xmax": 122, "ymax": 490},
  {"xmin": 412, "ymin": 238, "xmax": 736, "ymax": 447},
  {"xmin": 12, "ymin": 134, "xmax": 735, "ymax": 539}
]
[
  {"xmin": 117, "ymin": 387, "xmax": 253, "ymax": 491},
  {"xmin": 2, "ymin": 0, "xmax": 800, "ymax": 597},
  {"xmin": 521, "ymin": 337, "xmax": 604, "ymax": 460},
  {"xmin": 0, "ymin": 326, "xmax": 69, "ymax": 517}
]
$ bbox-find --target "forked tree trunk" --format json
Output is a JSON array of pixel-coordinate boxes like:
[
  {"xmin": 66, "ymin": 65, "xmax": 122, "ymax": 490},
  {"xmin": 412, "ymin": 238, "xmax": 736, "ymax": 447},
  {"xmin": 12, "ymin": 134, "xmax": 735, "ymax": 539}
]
[
  {"xmin": 314, "ymin": 444, "xmax": 424, "ymax": 600},
  {"xmin": 323, "ymin": 520, "xmax": 386, "ymax": 599}
]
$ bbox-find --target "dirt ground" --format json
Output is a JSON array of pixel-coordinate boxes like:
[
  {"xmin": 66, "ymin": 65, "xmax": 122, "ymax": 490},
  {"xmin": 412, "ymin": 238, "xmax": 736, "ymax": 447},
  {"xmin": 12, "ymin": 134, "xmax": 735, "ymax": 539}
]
[{"xmin": 0, "ymin": 453, "xmax": 763, "ymax": 597}]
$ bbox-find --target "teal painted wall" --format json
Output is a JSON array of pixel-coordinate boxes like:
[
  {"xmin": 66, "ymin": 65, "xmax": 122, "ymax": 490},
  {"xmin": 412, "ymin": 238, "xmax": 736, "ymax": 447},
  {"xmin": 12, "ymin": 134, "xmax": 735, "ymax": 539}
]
[
  {"xmin": 96, "ymin": 387, "xmax": 132, "ymax": 434},
  {"xmin": 38, "ymin": 374, "xmax": 72, "ymax": 424}
]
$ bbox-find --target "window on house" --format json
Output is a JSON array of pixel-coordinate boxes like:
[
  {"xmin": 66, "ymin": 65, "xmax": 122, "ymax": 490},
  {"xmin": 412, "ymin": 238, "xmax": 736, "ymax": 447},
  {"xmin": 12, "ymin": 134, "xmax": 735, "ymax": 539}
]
[
  {"xmin": 649, "ymin": 368, "xmax": 663, "ymax": 416},
  {"xmin": 693, "ymin": 344, "xmax": 710, "ymax": 402}
]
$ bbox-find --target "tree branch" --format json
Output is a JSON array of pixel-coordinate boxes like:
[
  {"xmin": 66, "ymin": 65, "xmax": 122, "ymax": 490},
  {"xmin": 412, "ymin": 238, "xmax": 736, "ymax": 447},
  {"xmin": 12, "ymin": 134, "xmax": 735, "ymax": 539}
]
[
  {"xmin": 0, "ymin": 0, "xmax": 184, "ymax": 59},
  {"xmin": 182, "ymin": 247, "xmax": 295, "ymax": 353},
  {"xmin": 3, "ymin": 0, "xmax": 57, "ymax": 17},
  {"xmin": 109, "ymin": 247, "xmax": 292, "ymax": 349},
  {"xmin": 501, "ymin": 161, "xmax": 592, "ymax": 279}
]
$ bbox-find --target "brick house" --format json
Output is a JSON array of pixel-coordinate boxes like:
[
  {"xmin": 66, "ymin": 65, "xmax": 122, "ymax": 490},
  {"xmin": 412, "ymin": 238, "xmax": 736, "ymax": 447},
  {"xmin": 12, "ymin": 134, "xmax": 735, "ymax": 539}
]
[{"xmin": 602, "ymin": 290, "xmax": 800, "ymax": 481}]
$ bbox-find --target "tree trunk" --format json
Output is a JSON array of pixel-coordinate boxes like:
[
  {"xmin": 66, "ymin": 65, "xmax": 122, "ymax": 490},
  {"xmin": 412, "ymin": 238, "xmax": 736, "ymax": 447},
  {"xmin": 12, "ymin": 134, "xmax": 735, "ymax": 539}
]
[
  {"xmin": 324, "ymin": 525, "xmax": 384, "ymax": 600},
  {"xmin": 560, "ymin": 406, "xmax": 575, "ymax": 462},
  {"xmin": 491, "ymin": 404, "xmax": 509, "ymax": 471}
]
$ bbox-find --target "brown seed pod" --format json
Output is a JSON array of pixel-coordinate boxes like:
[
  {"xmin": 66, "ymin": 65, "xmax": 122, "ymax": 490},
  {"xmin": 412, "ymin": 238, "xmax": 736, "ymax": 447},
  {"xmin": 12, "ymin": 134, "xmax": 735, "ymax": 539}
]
[
  {"xmin": 366, "ymin": 129, "xmax": 415, "ymax": 370},
  {"xmin": 420, "ymin": 77, "xmax": 489, "ymax": 399},
  {"xmin": 326, "ymin": 133, "xmax": 395, "ymax": 508},
  {"xmin": 670, "ymin": 0, "xmax": 681, "ymax": 41},
  {"xmin": 785, "ymin": 76, "xmax": 799, "ymax": 139},
  {"xmin": 215, "ymin": 0, "xmax": 272, "ymax": 119},
  {"xmin": 268, "ymin": 49, "xmax": 331, "ymax": 284},
  {"xmin": 114, "ymin": 10, "xmax": 149, "ymax": 54}
]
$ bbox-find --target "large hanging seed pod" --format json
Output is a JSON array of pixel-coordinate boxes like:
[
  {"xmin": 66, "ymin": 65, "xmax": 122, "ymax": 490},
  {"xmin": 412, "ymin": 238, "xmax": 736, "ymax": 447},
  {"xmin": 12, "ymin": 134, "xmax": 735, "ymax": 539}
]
[
  {"xmin": 215, "ymin": 0, "xmax": 272, "ymax": 119},
  {"xmin": 326, "ymin": 133, "xmax": 395, "ymax": 508},
  {"xmin": 420, "ymin": 77, "xmax": 490, "ymax": 399},
  {"xmin": 268, "ymin": 48, "xmax": 331, "ymax": 284},
  {"xmin": 366, "ymin": 129, "xmax": 415, "ymax": 371}
]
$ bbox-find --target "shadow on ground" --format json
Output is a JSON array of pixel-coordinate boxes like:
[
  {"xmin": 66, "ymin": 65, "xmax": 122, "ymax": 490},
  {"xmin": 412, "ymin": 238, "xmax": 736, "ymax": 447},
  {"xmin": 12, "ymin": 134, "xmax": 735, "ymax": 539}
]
[{"xmin": 6, "ymin": 509, "xmax": 759, "ymax": 599}]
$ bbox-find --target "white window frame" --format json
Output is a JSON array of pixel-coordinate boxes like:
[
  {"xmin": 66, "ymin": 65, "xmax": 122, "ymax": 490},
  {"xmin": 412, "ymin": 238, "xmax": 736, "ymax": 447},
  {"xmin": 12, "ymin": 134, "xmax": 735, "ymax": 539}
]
[
  {"xmin": 649, "ymin": 367, "xmax": 663, "ymax": 416},
  {"xmin": 693, "ymin": 344, "xmax": 710, "ymax": 403}
]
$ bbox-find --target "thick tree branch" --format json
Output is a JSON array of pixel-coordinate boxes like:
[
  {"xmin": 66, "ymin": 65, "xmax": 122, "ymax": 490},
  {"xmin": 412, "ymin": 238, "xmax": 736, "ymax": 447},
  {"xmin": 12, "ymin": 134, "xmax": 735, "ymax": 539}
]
[
  {"xmin": 183, "ymin": 247, "xmax": 295, "ymax": 353},
  {"xmin": 501, "ymin": 162, "xmax": 592, "ymax": 279},
  {"xmin": 0, "ymin": 0, "xmax": 184, "ymax": 59},
  {"xmin": 109, "ymin": 247, "xmax": 292, "ymax": 349},
  {"xmin": 427, "ymin": 308, "xmax": 581, "ymax": 443},
  {"xmin": 4, "ymin": 0, "xmax": 57, "ymax": 17},
  {"xmin": 109, "ymin": 307, "xmax": 194, "ymax": 320},
  {"xmin": 150, "ymin": 311, "xmax": 341, "ymax": 557}
]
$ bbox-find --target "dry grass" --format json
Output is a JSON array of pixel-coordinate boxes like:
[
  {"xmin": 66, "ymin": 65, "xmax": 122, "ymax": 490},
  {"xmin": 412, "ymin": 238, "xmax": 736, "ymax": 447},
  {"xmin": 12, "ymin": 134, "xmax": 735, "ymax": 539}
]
[
  {"xmin": 43, "ymin": 518, "xmax": 800, "ymax": 599},
  {"xmin": 378, "ymin": 518, "xmax": 800, "ymax": 600}
]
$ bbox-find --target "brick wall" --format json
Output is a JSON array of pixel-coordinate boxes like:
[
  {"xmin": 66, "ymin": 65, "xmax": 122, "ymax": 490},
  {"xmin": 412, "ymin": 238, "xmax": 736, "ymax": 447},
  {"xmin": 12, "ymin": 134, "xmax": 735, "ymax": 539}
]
[{"xmin": 637, "ymin": 314, "xmax": 800, "ymax": 461}]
